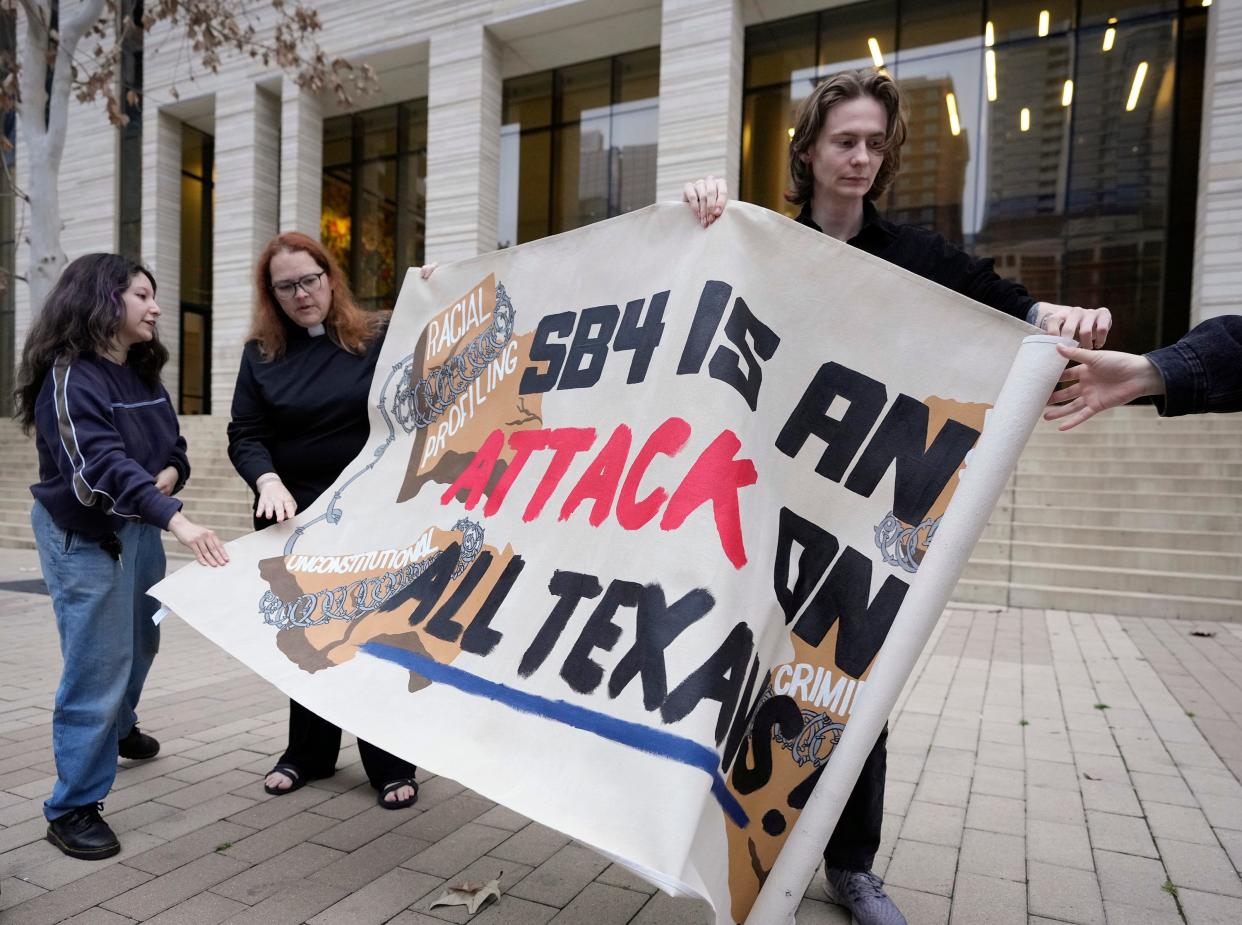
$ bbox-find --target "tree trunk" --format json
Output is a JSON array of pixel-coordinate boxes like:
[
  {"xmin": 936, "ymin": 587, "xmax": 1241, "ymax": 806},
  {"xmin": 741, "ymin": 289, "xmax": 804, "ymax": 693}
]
[
  {"xmin": 17, "ymin": 0, "xmax": 107, "ymax": 314},
  {"xmin": 26, "ymin": 139, "xmax": 65, "ymax": 314}
]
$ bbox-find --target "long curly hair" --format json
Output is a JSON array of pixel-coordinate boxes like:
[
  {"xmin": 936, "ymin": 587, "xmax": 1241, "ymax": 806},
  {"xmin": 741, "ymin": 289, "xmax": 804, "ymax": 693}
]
[
  {"xmin": 249, "ymin": 232, "xmax": 382, "ymax": 361},
  {"xmin": 786, "ymin": 67, "xmax": 908, "ymax": 206},
  {"xmin": 14, "ymin": 254, "xmax": 168, "ymax": 433}
]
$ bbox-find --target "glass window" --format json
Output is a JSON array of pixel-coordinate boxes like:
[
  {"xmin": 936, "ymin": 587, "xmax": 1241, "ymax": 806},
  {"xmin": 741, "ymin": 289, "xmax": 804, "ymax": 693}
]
[
  {"xmin": 503, "ymin": 72, "xmax": 554, "ymax": 130},
  {"xmin": 499, "ymin": 48, "xmax": 659, "ymax": 247},
  {"xmin": 741, "ymin": 0, "xmax": 1208, "ymax": 354},
  {"xmin": 558, "ymin": 59, "xmax": 612, "ymax": 124},
  {"xmin": 746, "ymin": 14, "xmax": 817, "ymax": 91},
  {"xmin": 319, "ymin": 100, "xmax": 427, "ymax": 311},
  {"xmin": 0, "ymin": 12, "xmax": 14, "ymax": 415},
  {"xmin": 179, "ymin": 310, "xmax": 209, "ymax": 415},
  {"xmin": 898, "ymin": 0, "xmax": 981, "ymax": 57},
  {"xmin": 988, "ymin": 0, "xmax": 1075, "ymax": 42},
  {"xmin": 1080, "ymin": 1, "xmax": 1177, "ymax": 26},
  {"xmin": 819, "ymin": 1, "xmax": 895, "ymax": 73},
  {"xmin": 323, "ymin": 114, "xmax": 352, "ymax": 169},
  {"xmin": 180, "ymin": 125, "xmax": 213, "ymax": 414},
  {"xmin": 117, "ymin": 0, "xmax": 143, "ymax": 262}
]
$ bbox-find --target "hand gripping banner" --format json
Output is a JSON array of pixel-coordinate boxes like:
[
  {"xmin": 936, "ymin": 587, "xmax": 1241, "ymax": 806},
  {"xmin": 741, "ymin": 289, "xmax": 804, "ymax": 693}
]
[{"xmin": 152, "ymin": 202, "xmax": 1067, "ymax": 924}]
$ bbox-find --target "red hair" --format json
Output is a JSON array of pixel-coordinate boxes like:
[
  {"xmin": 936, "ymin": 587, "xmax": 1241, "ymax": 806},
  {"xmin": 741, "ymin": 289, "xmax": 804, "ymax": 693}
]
[{"xmin": 249, "ymin": 232, "xmax": 384, "ymax": 361}]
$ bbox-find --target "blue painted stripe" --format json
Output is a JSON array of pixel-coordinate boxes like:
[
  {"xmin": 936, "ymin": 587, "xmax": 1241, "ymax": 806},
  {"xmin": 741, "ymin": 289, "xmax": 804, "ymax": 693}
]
[
  {"xmin": 110, "ymin": 397, "xmax": 168, "ymax": 410},
  {"xmin": 361, "ymin": 641, "xmax": 749, "ymax": 828}
]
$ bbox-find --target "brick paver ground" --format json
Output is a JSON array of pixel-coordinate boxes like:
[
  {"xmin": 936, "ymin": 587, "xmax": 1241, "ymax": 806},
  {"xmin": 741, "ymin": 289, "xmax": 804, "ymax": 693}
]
[{"xmin": 2, "ymin": 548, "xmax": 1240, "ymax": 924}]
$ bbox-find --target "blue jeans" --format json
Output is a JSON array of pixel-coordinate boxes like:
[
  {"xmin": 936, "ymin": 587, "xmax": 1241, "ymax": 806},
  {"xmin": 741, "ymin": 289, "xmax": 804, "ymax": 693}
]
[{"xmin": 32, "ymin": 501, "xmax": 164, "ymax": 820}]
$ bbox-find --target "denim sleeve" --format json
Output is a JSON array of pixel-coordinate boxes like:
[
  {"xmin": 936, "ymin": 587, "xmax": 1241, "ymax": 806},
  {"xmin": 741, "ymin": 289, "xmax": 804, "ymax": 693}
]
[{"xmin": 1145, "ymin": 316, "xmax": 1242, "ymax": 416}]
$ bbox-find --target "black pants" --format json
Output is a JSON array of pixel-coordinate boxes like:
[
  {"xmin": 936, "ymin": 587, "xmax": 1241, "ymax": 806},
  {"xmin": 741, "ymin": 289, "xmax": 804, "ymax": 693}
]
[
  {"xmin": 822, "ymin": 725, "xmax": 887, "ymax": 872},
  {"xmin": 279, "ymin": 699, "xmax": 416, "ymax": 791}
]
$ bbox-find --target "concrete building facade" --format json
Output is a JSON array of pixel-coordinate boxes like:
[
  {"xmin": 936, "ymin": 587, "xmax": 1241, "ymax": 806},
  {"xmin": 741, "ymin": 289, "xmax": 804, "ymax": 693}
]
[{"xmin": 7, "ymin": 0, "xmax": 1234, "ymax": 417}]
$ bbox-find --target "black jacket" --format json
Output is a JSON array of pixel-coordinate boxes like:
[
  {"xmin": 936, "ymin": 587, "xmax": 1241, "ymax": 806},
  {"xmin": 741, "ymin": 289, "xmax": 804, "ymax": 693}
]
[
  {"xmin": 1147, "ymin": 316, "xmax": 1242, "ymax": 416},
  {"xmin": 227, "ymin": 320, "xmax": 388, "ymax": 528},
  {"xmin": 797, "ymin": 200, "xmax": 1039, "ymax": 323}
]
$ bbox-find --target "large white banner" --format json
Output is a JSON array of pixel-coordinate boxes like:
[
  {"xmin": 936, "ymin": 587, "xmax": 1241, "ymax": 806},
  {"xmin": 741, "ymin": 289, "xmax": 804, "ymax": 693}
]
[{"xmin": 153, "ymin": 203, "xmax": 1064, "ymax": 924}]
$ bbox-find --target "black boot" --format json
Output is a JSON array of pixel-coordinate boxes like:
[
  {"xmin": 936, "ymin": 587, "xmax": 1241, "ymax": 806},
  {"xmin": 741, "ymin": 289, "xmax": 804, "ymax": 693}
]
[
  {"xmin": 46, "ymin": 804, "xmax": 121, "ymax": 860},
  {"xmin": 118, "ymin": 726, "xmax": 160, "ymax": 760}
]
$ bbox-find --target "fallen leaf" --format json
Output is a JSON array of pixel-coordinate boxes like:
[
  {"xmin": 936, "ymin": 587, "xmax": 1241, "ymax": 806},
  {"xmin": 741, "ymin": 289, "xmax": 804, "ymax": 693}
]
[
  {"xmin": 1190, "ymin": 628, "xmax": 1216, "ymax": 638},
  {"xmin": 428, "ymin": 874, "xmax": 503, "ymax": 915},
  {"xmin": 1083, "ymin": 773, "xmax": 1100, "ymax": 781}
]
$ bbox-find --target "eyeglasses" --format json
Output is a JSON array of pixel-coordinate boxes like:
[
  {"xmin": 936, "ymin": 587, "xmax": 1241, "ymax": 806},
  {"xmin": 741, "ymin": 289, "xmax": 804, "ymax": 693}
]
[{"xmin": 271, "ymin": 271, "xmax": 326, "ymax": 301}]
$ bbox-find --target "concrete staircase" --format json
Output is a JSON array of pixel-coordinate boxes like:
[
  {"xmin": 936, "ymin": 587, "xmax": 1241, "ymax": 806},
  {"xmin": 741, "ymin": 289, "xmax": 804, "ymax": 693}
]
[
  {"xmin": 955, "ymin": 405, "xmax": 1242, "ymax": 621},
  {"xmin": 0, "ymin": 406, "xmax": 1238, "ymax": 619},
  {"xmin": 0, "ymin": 416, "xmax": 253, "ymax": 563}
]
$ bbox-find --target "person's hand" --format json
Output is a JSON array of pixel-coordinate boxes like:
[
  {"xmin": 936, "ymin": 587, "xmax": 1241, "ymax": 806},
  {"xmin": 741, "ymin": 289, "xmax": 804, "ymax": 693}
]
[
  {"xmin": 255, "ymin": 474, "xmax": 297, "ymax": 523},
  {"xmin": 1033, "ymin": 303, "xmax": 1113, "ymax": 348},
  {"xmin": 682, "ymin": 176, "xmax": 728, "ymax": 227},
  {"xmin": 418, "ymin": 262, "xmax": 439, "ymax": 280},
  {"xmin": 168, "ymin": 512, "xmax": 229, "ymax": 567},
  {"xmin": 1044, "ymin": 343, "xmax": 1165, "ymax": 431},
  {"xmin": 154, "ymin": 466, "xmax": 179, "ymax": 496}
]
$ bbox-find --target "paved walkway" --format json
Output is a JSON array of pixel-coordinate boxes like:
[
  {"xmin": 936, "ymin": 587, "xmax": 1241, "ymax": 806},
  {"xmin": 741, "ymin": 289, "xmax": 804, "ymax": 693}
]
[{"xmin": 1, "ymin": 548, "xmax": 1241, "ymax": 925}]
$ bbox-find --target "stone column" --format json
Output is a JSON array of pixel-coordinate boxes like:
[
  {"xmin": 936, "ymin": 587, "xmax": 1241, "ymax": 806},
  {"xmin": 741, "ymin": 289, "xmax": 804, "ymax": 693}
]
[
  {"xmin": 142, "ymin": 108, "xmax": 183, "ymax": 394},
  {"xmin": 424, "ymin": 23, "xmax": 502, "ymax": 263},
  {"xmin": 1192, "ymin": 1, "xmax": 1242, "ymax": 325},
  {"xmin": 212, "ymin": 83, "xmax": 280, "ymax": 413},
  {"xmin": 280, "ymin": 79, "xmax": 324, "ymax": 237},
  {"xmin": 654, "ymin": 0, "xmax": 744, "ymax": 202}
]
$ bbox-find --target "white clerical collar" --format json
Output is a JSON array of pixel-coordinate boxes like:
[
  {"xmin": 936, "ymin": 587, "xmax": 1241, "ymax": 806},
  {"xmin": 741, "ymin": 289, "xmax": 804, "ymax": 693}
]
[{"xmin": 307, "ymin": 323, "xmax": 325, "ymax": 337}]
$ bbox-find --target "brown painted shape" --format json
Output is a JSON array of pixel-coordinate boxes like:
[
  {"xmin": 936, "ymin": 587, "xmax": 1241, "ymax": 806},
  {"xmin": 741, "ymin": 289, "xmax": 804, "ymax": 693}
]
[
  {"xmin": 259, "ymin": 529, "xmax": 518, "ymax": 696},
  {"xmin": 723, "ymin": 397, "xmax": 990, "ymax": 922},
  {"xmin": 397, "ymin": 275, "xmax": 544, "ymax": 502}
]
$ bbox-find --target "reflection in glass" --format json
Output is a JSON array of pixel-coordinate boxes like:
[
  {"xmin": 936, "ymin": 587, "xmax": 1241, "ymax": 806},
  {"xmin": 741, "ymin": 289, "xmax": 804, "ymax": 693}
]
[
  {"xmin": 180, "ymin": 311, "xmax": 208, "ymax": 415},
  {"xmin": 0, "ymin": 11, "xmax": 14, "ymax": 415},
  {"xmin": 740, "ymin": 0, "xmax": 1207, "ymax": 353},
  {"xmin": 499, "ymin": 49, "xmax": 659, "ymax": 247},
  {"xmin": 180, "ymin": 125, "xmax": 213, "ymax": 414},
  {"xmin": 319, "ymin": 100, "xmax": 427, "ymax": 312}
]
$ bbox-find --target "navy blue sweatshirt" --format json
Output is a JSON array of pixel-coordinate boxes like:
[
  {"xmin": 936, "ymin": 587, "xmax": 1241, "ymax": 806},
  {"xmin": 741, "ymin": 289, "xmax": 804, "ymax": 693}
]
[
  {"xmin": 797, "ymin": 200, "xmax": 1039, "ymax": 323},
  {"xmin": 30, "ymin": 353, "xmax": 188, "ymax": 538},
  {"xmin": 227, "ymin": 321, "xmax": 387, "ymax": 528}
]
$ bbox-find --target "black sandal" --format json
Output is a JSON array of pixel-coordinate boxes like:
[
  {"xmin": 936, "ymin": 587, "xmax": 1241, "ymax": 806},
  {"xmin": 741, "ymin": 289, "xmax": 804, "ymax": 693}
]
[
  {"xmin": 378, "ymin": 778, "xmax": 419, "ymax": 810},
  {"xmin": 263, "ymin": 763, "xmax": 308, "ymax": 796}
]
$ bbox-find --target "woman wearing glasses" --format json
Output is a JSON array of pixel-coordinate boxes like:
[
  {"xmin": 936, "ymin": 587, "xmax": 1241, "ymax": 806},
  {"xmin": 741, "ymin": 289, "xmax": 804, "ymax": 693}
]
[{"xmin": 228, "ymin": 231, "xmax": 433, "ymax": 809}]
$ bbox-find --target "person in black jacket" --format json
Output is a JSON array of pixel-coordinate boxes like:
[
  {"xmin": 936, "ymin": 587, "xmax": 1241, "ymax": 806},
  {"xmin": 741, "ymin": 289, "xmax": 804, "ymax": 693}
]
[
  {"xmin": 683, "ymin": 68, "xmax": 1113, "ymax": 925},
  {"xmin": 16, "ymin": 254, "xmax": 227, "ymax": 861},
  {"xmin": 228, "ymin": 231, "xmax": 430, "ymax": 810},
  {"xmin": 1047, "ymin": 316, "xmax": 1242, "ymax": 427}
]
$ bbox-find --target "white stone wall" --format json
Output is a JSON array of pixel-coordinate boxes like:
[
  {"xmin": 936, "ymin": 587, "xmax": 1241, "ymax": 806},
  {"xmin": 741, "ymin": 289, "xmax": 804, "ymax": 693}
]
[
  {"xmin": 18, "ymin": 0, "xmax": 1232, "ymax": 416},
  {"xmin": 142, "ymin": 109, "xmax": 183, "ymax": 395},
  {"xmin": 425, "ymin": 22, "xmax": 502, "ymax": 262},
  {"xmin": 280, "ymin": 81, "xmax": 325, "ymax": 237},
  {"xmin": 1192, "ymin": 1, "xmax": 1242, "ymax": 326},
  {"xmin": 211, "ymin": 84, "xmax": 280, "ymax": 414},
  {"xmin": 655, "ymin": 0, "xmax": 744, "ymax": 200}
]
